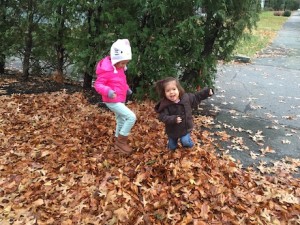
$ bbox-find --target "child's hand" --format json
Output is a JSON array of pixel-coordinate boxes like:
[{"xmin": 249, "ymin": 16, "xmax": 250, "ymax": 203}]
[
  {"xmin": 176, "ymin": 116, "xmax": 182, "ymax": 123},
  {"xmin": 108, "ymin": 90, "xmax": 116, "ymax": 99},
  {"xmin": 209, "ymin": 88, "xmax": 214, "ymax": 96},
  {"xmin": 127, "ymin": 89, "xmax": 133, "ymax": 95}
]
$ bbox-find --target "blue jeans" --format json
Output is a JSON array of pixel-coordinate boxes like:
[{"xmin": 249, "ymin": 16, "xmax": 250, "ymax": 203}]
[
  {"xmin": 167, "ymin": 133, "xmax": 194, "ymax": 150},
  {"xmin": 105, "ymin": 103, "xmax": 136, "ymax": 137}
]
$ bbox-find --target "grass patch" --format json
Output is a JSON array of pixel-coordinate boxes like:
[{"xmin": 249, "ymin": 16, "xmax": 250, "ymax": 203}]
[{"xmin": 234, "ymin": 11, "xmax": 289, "ymax": 57}]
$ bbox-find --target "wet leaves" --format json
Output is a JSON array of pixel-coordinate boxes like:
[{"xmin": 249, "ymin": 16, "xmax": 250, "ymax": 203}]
[{"xmin": 0, "ymin": 91, "xmax": 299, "ymax": 224}]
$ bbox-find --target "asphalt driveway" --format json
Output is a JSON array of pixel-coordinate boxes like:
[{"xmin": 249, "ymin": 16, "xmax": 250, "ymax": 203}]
[{"xmin": 203, "ymin": 11, "xmax": 300, "ymax": 176}]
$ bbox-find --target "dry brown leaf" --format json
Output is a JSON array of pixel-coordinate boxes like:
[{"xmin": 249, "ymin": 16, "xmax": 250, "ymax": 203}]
[
  {"xmin": 114, "ymin": 207, "xmax": 129, "ymax": 222},
  {"xmin": 0, "ymin": 91, "xmax": 299, "ymax": 224}
]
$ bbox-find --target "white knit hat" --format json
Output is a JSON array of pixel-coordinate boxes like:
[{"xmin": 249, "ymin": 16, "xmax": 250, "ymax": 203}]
[{"xmin": 110, "ymin": 39, "xmax": 132, "ymax": 66}]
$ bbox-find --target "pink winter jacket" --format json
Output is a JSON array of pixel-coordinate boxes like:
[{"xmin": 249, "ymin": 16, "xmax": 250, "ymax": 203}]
[{"xmin": 94, "ymin": 56, "xmax": 130, "ymax": 103}]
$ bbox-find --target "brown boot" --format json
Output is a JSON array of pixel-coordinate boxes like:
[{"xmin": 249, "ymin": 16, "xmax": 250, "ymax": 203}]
[{"xmin": 115, "ymin": 135, "xmax": 132, "ymax": 154}]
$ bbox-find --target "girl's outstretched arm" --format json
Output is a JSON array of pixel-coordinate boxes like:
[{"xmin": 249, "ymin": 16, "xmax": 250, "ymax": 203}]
[{"xmin": 189, "ymin": 87, "xmax": 214, "ymax": 108}]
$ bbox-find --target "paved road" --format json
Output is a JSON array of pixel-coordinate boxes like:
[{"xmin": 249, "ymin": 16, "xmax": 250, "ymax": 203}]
[{"xmin": 204, "ymin": 11, "xmax": 300, "ymax": 176}]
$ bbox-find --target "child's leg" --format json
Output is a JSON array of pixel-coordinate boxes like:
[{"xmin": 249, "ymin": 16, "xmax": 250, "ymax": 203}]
[
  {"xmin": 106, "ymin": 103, "xmax": 136, "ymax": 136},
  {"xmin": 115, "ymin": 114, "xmax": 125, "ymax": 137},
  {"xmin": 168, "ymin": 137, "xmax": 178, "ymax": 150},
  {"xmin": 180, "ymin": 133, "xmax": 194, "ymax": 148},
  {"xmin": 105, "ymin": 103, "xmax": 136, "ymax": 154}
]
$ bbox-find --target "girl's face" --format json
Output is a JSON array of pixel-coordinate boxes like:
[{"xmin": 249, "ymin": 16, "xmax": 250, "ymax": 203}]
[
  {"xmin": 164, "ymin": 80, "xmax": 180, "ymax": 102},
  {"xmin": 115, "ymin": 60, "xmax": 129, "ymax": 69}
]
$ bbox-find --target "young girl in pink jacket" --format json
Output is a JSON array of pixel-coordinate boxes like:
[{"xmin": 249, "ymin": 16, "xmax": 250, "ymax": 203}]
[{"xmin": 94, "ymin": 39, "xmax": 136, "ymax": 154}]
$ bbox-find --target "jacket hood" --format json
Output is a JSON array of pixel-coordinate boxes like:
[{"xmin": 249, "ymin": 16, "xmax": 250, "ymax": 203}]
[{"xmin": 96, "ymin": 56, "xmax": 114, "ymax": 74}]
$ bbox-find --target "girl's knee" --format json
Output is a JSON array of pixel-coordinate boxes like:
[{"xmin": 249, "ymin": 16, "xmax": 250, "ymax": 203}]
[
  {"xmin": 182, "ymin": 141, "xmax": 194, "ymax": 148},
  {"xmin": 181, "ymin": 136, "xmax": 194, "ymax": 148},
  {"xmin": 127, "ymin": 113, "xmax": 137, "ymax": 124},
  {"xmin": 168, "ymin": 142, "xmax": 177, "ymax": 151},
  {"xmin": 168, "ymin": 138, "xmax": 178, "ymax": 150},
  {"xmin": 128, "ymin": 112, "xmax": 137, "ymax": 123},
  {"xmin": 132, "ymin": 113, "xmax": 137, "ymax": 121}
]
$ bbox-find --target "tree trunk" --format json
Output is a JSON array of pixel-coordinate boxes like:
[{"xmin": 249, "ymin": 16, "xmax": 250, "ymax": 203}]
[
  {"xmin": 82, "ymin": 6, "xmax": 102, "ymax": 90},
  {"xmin": 54, "ymin": 5, "xmax": 65, "ymax": 83},
  {"xmin": 22, "ymin": 45, "xmax": 31, "ymax": 81},
  {"xmin": 0, "ymin": 0, "xmax": 8, "ymax": 74},
  {"xmin": 201, "ymin": 22, "xmax": 221, "ymax": 57},
  {"xmin": 56, "ymin": 5, "xmax": 65, "ymax": 74},
  {"xmin": 21, "ymin": 0, "xmax": 34, "ymax": 81},
  {"xmin": 0, "ymin": 54, "xmax": 5, "ymax": 74},
  {"xmin": 83, "ymin": 72, "xmax": 93, "ymax": 89}
]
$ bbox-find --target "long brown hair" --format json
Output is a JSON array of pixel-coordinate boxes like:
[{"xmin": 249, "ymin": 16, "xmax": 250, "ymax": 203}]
[{"xmin": 155, "ymin": 77, "xmax": 185, "ymax": 99}]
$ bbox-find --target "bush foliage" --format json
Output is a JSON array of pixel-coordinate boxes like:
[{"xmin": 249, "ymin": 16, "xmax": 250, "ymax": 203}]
[
  {"xmin": 1, "ymin": 0, "xmax": 261, "ymax": 100},
  {"xmin": 283, "ymin": 10, "xmax": 292, "ymax": 17}
]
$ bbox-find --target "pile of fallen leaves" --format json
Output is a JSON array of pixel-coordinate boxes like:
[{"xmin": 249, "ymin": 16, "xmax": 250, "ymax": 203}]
[{"xmin": 0, "ymin": 90, "xmax": 299, "ymax": 225}]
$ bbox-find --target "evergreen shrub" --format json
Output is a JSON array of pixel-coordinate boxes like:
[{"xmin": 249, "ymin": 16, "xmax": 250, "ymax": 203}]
[{"xmin": 282, "ymin": 10, "xmax": 291, "ymax": 17}]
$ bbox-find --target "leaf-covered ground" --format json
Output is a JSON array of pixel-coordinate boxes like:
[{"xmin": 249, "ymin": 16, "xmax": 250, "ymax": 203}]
[{"xmin": 0, "ymin": 76, "xmax": 300, "ymax": 224}]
